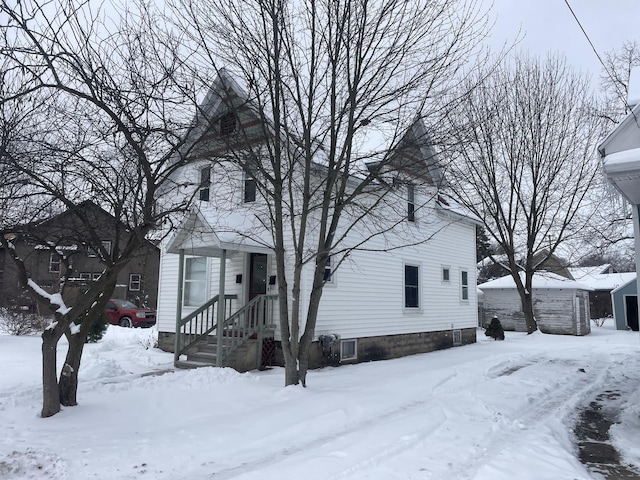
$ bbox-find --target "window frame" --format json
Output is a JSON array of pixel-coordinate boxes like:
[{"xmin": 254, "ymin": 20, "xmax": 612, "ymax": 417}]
[
  {"xmin": 323, "ymin": 255, "xmax": 335, "ymax": 285},
  {"xmin": 243, "ymin": 157, "xmax": 258, "ymax": 203},
  {"xmin": 460, "ymin": 269, "xmax": 469, "ymax": 302},
  {"xmin": 49, "ymin": 253, "xmax": 61, "ymax": 273},
  {"xmin": 403, "ymin": 263, "xmax": 421, "ymax": 310},
  {"xmin": 219, "ymin": 111, "xmax": 237, "ymax": 136},
  {"xmin": 88, "ymin": 240, "xmax": 112, "ymax": 258},
  {"xmin": 442, "ymin": 266, "xmax": 450, "ymax": 283},
  {"xmin": 340, "ymin": 339, "xmax": 357, "ymax": 361},
  {"xmin": 129, "ymin": 273, "xmax": 142, "ymax": 291},
  {"xmin": 183, "ymin": 256, "xmax": 208, "ymax": 307},
  {"xmin": 407, "ymin": 184, "xmax": 415, "ymax": 223},
  {"xmin": 199, "ymin": 166, "xmax": 211, "ymax": 202}
]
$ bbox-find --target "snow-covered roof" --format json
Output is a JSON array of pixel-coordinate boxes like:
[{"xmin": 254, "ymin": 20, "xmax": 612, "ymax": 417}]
[
  {"xmin": 567, "ymin": 272, "xmax": 635, "ymax": 291},
  {"xmin": 165, "ymin": 208, "xmax": 274, "ymax": 257},
  {"xmin": 611, "ymin": 276, "xmax": 637, "ymax": 295},
  {"xmin": 569, "ymin": 265, "xmax": 613, "ymax": 279},
  {"xmin": 478, "ymin": 271, "xmax": 593, "ymax": 291}
]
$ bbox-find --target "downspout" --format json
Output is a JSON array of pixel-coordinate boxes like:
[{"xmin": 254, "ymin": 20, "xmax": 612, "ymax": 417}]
[
  {"xmin": 174, "ymin": 248, "xmax": 185, "ymax": 366},
  {"xmin": 216, "ymin": 249, "xmax": 227, "ymax": 367}
]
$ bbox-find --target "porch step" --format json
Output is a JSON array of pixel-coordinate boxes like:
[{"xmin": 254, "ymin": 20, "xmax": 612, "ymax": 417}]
[
  {"xmin": 180, "ymin": 339, "xmax": 253, "ymax": 369},
  {"xmin": 175, "ymin": 359, "xmax": 216, "ymax": 369}
]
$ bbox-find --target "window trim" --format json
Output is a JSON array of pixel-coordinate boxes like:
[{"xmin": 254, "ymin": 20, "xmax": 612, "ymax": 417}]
[
  {"xmin": 88, "ymin": 240, "xmax": 112, "ymax": 258},
  {"xmin": 403, "ymin": 263, "xmax": 421, "ymax": 310},
  {"xmin": 199, "ymin": 166, "xmax": 211, "ymax": 202},
  {"xmin": 460, "ymin": 269, "xmax": 469, "ymax": 302},
  {"xmin": 442, "ymin": 266, "xmax": 451, "ymax": 283},
  {"xmin": 453, "ymin": 329, "xmax": 462, "ymax": 346},
  {"xmin": 323, "ymin": 255, "xmax": 335, "ymax": 285},
  {"xmin": 407, "ymin": 184, "xmax": 415, "ymax": 222},
  {"xmin": 183, "ymin": 256, "xmax": 208, "ymax": 307},
  {"xmin": 129, "ymin": 273, "xmax": 142, "ymax": 292},
  {"xmin": 243, "ymin": 157, "xmax": 258, "ymax": 203},
  {"xmin": 219, "ymin": 111, "xmax": 237, "ymax": 136},
  {"xmin": 340, "ymin": 339, "xmax": 357, "ymax": 361},
  {"xmin": 49, "ymin": 253, "xmax": 61, "ymax": 273}
]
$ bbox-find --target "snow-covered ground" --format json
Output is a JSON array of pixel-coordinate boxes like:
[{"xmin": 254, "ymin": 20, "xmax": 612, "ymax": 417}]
[{"xmin": 1, "ymin": 321, "xmax": 640, "ymax": 479}]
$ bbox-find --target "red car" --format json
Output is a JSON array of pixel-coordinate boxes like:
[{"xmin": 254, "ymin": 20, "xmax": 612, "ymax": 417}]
[{"xmin": 105, "ymin": 299, "xmax": 156, "ymax": 328}]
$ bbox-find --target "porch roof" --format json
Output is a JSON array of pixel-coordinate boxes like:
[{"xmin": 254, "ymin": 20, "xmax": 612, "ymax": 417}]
[
  {"xmin": 602, "ymin": 147, "xmax": 640, "ymax": 204},
  {"xmin": 165, "ymin": 210, "xmax": 274, "ymax": 257}
]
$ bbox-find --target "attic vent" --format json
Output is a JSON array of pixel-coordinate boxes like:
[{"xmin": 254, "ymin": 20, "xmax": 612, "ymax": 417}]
[
  {"xmin": 219, "ymin": 111, "xmax": 237, "ymax": 136},
  {"xmin": 452, "ymin": 329, "xmax": 462, "ymax": 346}
]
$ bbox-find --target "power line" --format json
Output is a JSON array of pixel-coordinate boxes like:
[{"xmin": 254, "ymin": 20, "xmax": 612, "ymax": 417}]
[{"xmin": 563, "ymin": 0, "xmax": 628, "ymax": 106}]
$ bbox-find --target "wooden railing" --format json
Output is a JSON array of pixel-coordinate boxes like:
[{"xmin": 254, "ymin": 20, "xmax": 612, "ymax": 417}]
[
  {"xmin": 217, "ymin": 294, "xmax": 277, "ymax": 367},
  {"xmin": 174, "ymin": 294, "xmax": 237, "ymax": 363}
]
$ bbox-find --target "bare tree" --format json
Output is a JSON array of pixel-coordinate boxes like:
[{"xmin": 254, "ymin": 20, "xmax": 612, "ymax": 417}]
[
  {"xmin": 600, "ymin": 40, "xmax": 640, "ymax": 124},
  {"xmin": 0, "ymin": 0, "xmax": 206, "ymax": 417},
  {"xmin": 166, "ymin": 0, "xmax": 492, "ymax": 386},
  {"xmin": 443, "ymin": 54, "xmax": 604, "ymax": 334}
]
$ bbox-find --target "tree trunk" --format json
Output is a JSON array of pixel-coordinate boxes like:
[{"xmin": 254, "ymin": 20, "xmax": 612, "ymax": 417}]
[
  {"xmin": 41, "ymin": 329, "xmax": 62, "ymax": 418},
  {"xmin": 522, "ymin": 293, "xmax": 538, "ymax": 334},
  {"xmin": 283, "ymin": 350, "xmax": 299, "ymax": 386},
  {"xmin": 59, "ymin": 332, "xmax": 86, "ymax": 406}
]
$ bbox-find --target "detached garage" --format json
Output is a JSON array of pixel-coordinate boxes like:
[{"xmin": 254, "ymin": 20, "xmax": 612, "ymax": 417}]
[
  {"xmin": 611, "ymin": 277, "xmax": 639, "ymax": 331},
  {"xmin": 478, "ymin": 272, "xmax": 592, "ymax": 336}
]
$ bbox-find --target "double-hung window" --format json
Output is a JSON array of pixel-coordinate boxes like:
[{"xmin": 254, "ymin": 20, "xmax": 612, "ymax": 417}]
[
  {"xmin": 184, "ymin": 257, "xmax": 207, "ymax": 306},
  {"xmin": 323, "ymin": 256, "xmax": 333, "ymax": 283},
  {"xmin": 199, "ymin": 166, "xmax": 211, "ymax": 202},
  {"xmin": 49, "ymin": 253, "xmax": 61, "ymax": 273},
  {"xmin": 461, "ymin": 270, "xmax": 469, "ymax": 301},
  {"xmin": 129, "ymin": 274, "xmax": 142, "ymax": 291},
  {"xmin": 404, "ymin": 264, "xmax": 420, "ymax": 308},
  {"xmin": 244, "ymin": 157, "xmax": 258, "ymax": 203},
  {"xmin": 407, "ymin": 184, "xmax": 415, "ymax": 222}
]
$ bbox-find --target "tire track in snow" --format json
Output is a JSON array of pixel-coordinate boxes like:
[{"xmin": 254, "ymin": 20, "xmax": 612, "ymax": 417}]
[
  {"xmin": 322, "ymin": 354, "xmax": 611, "ymax": 480},
  {"xmin": 197, "ymin": 393, "xmax": 450, "ymax": 480}
]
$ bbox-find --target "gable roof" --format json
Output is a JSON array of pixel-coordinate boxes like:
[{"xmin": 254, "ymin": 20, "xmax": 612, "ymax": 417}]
[
  {"xmin": 478, "ymin": 271, "xmax": 592, "ymax": 291},
  {"xmin": 573, "ymin": 272, "xmax": 636, "ymax": 291}
]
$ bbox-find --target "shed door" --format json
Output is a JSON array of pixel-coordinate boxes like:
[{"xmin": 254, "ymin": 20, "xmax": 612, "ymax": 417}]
[{"xmin": 625, "ymin": 295, "xmax": 639, "ymax": 331}]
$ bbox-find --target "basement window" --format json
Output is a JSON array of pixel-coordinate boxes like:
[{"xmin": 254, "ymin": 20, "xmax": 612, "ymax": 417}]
[
  {"xmin": 453, "ymin": 329, "xmax": 462, "ymax": 346},
  {"xmin": 341, "ymin": 339, "xmax": 357, "ymax": 361}
]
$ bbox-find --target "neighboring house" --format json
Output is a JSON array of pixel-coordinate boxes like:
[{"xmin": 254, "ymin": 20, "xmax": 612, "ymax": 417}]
[
  {"xmin": 0, "ymin": 202, "xmax": 160, "ymax": 313},
  {"xmin": 599, "ymin": 72, "xmax": 640, "ymax": 324},
  {"xmin": 156, "ymin": 71, "xmax": 479, "ymax": 371},
  {"xmin": 568, "ymin": 267, "xmax": 635, "ymax": 320},
  {"xmin": 478, "ymin": 272, "xmax": 592, "ymax": 335},
  {"xmin": 611, "ymin": 277, "xmax": 638, "ymax": 331}
]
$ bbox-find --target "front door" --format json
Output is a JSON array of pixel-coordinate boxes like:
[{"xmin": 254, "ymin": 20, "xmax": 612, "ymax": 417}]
[
  {"xmin": 626, "ymin": 295, "xmax": 639, "ymax": 331},
  {"xmin": 249, "ymin": 253, "xmax": 267, "ymax": 301}
]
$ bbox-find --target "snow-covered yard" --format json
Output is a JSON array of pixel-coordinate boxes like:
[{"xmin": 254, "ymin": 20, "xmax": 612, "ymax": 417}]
[{"xmin": 1, "ymin": 322, "xmax": 640, "ymax": 479}]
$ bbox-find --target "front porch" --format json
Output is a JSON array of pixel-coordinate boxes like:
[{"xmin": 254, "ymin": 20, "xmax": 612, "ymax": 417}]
[{"xmin": 166, "ymin": 210, "xmax": 278, "ymax": 371}]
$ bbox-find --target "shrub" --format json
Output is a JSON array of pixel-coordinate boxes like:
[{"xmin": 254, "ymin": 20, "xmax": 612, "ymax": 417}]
[
  {"xmin": 485, "ymin": 316, "xmax": 505, "ymax": 341},
  {"xmin": 0, "ymin": 307, "xmax": 43, "ymax": 335},
  {"xmin": 86, "ymin": 313, "xmax": 108, "ymax": 343}
]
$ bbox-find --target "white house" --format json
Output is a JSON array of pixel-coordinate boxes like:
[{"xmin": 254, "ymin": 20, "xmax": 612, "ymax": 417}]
[
  {"xmin": 155, "ymin": 71, "xmax": 479, "ymax": 371},
  {"xmin": 598, "ymin": 67, "xmax": 640, "ymax": 328}
]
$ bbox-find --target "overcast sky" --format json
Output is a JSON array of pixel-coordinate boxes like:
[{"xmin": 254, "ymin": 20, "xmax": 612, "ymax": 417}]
[{"xmin": 487, "ymin": 0, "xmax": 640, "ymax": 87}]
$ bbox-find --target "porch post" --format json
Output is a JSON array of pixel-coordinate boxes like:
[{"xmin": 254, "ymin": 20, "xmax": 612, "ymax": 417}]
[
  {"xmin": 174, "ymin": 248, "xmax": 185, "ymax": 365},
  {"xmin": 634, "ymin": 205, "xmax": 640, "ymax": 337},
  {"xmin": 216, "ymin": 249, "xmax": 227, "ymax": 367}
]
